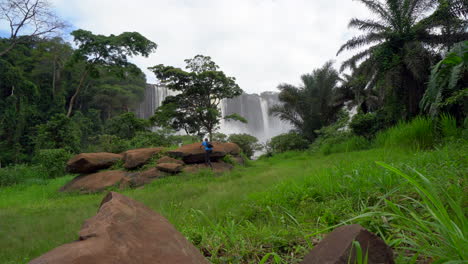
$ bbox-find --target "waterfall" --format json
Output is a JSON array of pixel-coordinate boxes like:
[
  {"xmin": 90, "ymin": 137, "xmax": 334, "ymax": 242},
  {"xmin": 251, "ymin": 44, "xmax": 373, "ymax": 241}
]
[{"xmin": 136, "ymin": 84, "xmax": 292, "ymax": 142}]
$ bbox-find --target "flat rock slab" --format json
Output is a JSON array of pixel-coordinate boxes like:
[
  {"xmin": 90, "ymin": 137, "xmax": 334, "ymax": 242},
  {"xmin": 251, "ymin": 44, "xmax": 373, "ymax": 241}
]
[
  {"xmin": 168, "ymin": 142, "xmax": 240, "ymax": 164},
  {"xmin": 157, "ymin": 163, "xmax": 184, "ymax": 173},
  {"xmin": 301, "ymin": 224, "xmax": 394, "ymax": 264},
  {"xmin": 66, "ymin": 153, "xmax": 122, "ymax": 174},
  {"xmin": 60, "ymin": 170, "xmax": 130, "ymax": 193},
  {"xmin": 29, "ymin": 192, "xmax": 209, "ymax": 264},
  {"xmin": 157, "ymin": 156, "xmax": 185, "ymax": 165},
  {"xmin": 123, "ymin": 147, "xmax": 164, "ymax": 169},
  {"xmin": 128, "ymin": 168, "xmax": 166, "ymax": 187}
]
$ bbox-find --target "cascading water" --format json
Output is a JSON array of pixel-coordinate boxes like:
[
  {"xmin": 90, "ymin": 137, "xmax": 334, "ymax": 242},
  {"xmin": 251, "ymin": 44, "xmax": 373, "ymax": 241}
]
[{"xmin": 136, "ymin": 84, "xmax": 292, "ymax": 142}]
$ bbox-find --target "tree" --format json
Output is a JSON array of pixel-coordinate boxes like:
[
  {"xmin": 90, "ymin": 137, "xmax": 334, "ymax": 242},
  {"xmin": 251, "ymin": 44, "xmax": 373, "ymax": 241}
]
[
  {"xmin": 0, "ymin": 0, "xmax": 66, "ymax": 56},
  {"xmin": 337, "ymin": 0, "xmax": 467, "ymax": 119},
  {"xmin": 149, "ymin": 55, "xmax": 243, "ymax": 140},
  {"xmin": 66, "ymin": 29, "xmax": 157, "ymax": 117},
  {"xmin": 420, "ymin": 41, "xmax": 467, "ymax": 118},
  {"xmin": 270, "ymin": 61, "xmax": 342, "ymax": 141}
]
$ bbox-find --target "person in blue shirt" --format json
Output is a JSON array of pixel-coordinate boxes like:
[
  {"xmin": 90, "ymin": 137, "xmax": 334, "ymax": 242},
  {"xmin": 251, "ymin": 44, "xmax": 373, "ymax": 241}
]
[{"xmin": 201, "ymin": 138, "xmax": 213, "ymax": 167}]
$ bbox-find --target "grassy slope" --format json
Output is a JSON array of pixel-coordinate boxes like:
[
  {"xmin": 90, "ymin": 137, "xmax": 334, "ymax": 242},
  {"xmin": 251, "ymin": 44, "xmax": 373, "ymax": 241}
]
[{"xmin": 0, "ymin": 142, "xmax": 466, "ymax": 264}]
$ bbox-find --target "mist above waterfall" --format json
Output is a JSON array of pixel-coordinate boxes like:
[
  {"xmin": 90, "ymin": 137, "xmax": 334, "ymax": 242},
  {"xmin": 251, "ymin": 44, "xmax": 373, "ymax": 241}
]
[{"xmin": 136, "ymin": 84, "xmax": 292, "ymax": 142}]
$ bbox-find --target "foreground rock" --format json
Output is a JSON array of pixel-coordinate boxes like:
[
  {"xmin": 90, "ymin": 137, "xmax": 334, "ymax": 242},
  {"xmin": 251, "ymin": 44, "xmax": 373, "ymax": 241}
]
[
  {"xmin": 123, "ymin": 147, "xmax": 164, "ymax": 169},
  {"xmin": 29, "ymin": 192, "xmax": 209, "ymax": 264},
  {"xmin": 60, "ymin": 171, "xmax": 129, "ymax": 193},
  {"xmin": 183, "ymin": 161, "xmax": 233, "ymax": 174},
  {"xmin": 66, "ymin": 153, "xmax": 122, "ymax": 174},
  {"xmin": 168, "ymin": 142, "xmax": 240, "ymax": 164},
  {"xmin": 301, "ymin": 224, "xmax": 394, "ymax": 264}
]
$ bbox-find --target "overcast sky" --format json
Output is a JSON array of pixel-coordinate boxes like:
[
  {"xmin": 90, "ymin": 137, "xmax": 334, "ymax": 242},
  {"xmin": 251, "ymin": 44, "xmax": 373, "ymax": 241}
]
[{"xmin": 26, "ymin": 0, "xmax": 371, "ymax": 94}]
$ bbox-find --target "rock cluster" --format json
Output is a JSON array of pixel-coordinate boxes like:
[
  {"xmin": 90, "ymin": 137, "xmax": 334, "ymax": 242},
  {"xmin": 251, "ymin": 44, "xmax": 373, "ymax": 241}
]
[
  {"xmin": 62, "ymin": 142, "xmax": 244, "ymax": 193},
  {"xmin": 29, "ymin": 192, "xmax": 209, "ymax": 264}
]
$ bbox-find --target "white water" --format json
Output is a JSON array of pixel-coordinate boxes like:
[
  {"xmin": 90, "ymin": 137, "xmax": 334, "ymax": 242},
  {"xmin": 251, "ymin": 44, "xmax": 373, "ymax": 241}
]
[{"xmin": 136, "ymin": 84, "xmax": 292, "ymax": 142}]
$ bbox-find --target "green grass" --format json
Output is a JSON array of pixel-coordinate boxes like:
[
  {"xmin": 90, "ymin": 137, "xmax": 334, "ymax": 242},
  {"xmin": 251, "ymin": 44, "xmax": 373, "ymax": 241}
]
[{"xmin": 0, "ymin": 140, "xmax": 466, "ymax": 263}]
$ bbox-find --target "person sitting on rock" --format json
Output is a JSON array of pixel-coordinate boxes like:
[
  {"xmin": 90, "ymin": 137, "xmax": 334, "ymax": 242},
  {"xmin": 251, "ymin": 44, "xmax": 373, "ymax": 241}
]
[{"xmin": 201, "ymin": 138, "xmax": 213, "ymax": 168}]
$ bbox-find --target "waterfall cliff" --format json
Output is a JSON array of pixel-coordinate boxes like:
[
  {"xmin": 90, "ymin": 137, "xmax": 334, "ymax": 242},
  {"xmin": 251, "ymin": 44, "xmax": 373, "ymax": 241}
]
[{"xmin": 136, "ymin": 84, "xmax": 292, "ymax": 141}]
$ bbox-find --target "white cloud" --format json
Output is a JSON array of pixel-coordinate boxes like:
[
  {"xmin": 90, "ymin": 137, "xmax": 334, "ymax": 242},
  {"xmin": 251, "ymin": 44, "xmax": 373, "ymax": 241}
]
[{"xmin": 49, "ymin": 0, "xmax": 370, "ymax": 94}]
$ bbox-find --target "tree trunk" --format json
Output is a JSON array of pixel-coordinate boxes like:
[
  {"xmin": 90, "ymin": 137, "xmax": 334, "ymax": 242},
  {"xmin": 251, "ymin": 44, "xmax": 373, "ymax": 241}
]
[{"xmin": 67, "ymin": 70, "xmax": 88, "ymax": 118}]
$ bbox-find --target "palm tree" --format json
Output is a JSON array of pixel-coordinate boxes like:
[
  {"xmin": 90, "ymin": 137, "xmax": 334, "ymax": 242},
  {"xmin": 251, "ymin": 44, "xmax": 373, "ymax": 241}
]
[
  {"xmin": 270, "ymin": 61, "xmax": 342, "ymax": 141},
  {"xmin": 338, "ymin": 0, "xmax": 467, "ymax": 119}
]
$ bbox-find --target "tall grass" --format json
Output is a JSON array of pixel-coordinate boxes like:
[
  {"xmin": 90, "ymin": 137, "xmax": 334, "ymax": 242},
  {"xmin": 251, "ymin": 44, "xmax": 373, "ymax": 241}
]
[
  {"xmin": 375, "ymin": 162, "xmax": 467, "ymax": 263},
  {"xmin": 438, "ymin": 113, "xmax": 459, "ymax": 139},
  {"xmin": 374, "ymin": 117, "xmax": 436, "ymax": 150},
  {"xmin": 319, "ymin": 135, "xmax": 369, "ymax": 155},
  {"xmin": 0, "ymin": 164, "xmax": 48, "ymax": 186}
]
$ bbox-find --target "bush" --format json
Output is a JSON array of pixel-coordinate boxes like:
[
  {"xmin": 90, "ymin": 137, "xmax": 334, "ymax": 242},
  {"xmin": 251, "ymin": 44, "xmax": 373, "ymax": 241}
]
[
  {"xmin": 319, "ymin": 134, "xmax": 370, "ymax": 155},
  {"xmin": 104, "ymin": 112, "xmax": 150, "ymax": 139},
  {"xmin": 374, "ymin": 116, "xmax": 436, "ymax": 150},
  {"xmin": 212, "ymin": 133, "xmax": 228, "ymax": 143},
  {"xmin": 87, "ymin": 134, "xmax": 130, "ymax": 153},
  {"xmin": 228, "ymin": 134, "xmax": 263, "ymax": 159},
  {"xmin": 33, "ymin": 149, "xmax": 72, "ymax": 179},
  {"xmin": 438, "ymin": 113, "xmax": 459, "ymax": 139},
  {"xmin": 267, "ymin": 133, "xmax": 309, "ymax": 154},
  {"xmin": 0, "ymin": 164, "xmax": 47, "ymax": 186},
  {"xmin": 34, "ymin": 114, "xmax": 82, "ymax": 153},
  {"xmin": 350, "ymin": 112, "xmax": 387, "ymax": 139}
]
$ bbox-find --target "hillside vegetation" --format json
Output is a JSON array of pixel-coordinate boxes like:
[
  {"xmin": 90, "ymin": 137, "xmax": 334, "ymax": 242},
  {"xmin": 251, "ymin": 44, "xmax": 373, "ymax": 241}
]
[{"xmin": 1, "ymin": 121, "xmax": 466, "ymax": 263}]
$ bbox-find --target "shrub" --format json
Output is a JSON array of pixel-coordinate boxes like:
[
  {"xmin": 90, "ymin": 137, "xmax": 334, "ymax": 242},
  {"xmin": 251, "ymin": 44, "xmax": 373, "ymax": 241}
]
[
  {"xmin": 87, "ymin": 134, "xmax": 130, "ymax": 153},
  {"xmin": 33, "ymin": 149, "xmax": 72, "ymax": 179},
  {"xmin": 212, "ymin": 132, "xmax": 228, "ymax": 143},
  {"xmin": 104, "ymin": 112, "xmax": 150, "ymax": 139},
  {"xmin": 319, "ymin": 135, "xmax": 370, "ymax": 155},
  {"xmin": 228, "ymin": 134, "xmax": 263, "ymax": 159},
  {"xmin": 374, "ymin": 117, "xmax": 436, "ymax": 150},
  {"xmin": 34, "ymin": 114, "xmax": 82, "ymax": 153},
  {"xmin": 267, "ymin": 133, "xmax": 309, "ymax": 154},
  {"xmin": 350, "ymin": 112, "xmax": 389, "ymax": 139},
  {"xmin": 0, "ymin": 164, "xmax": 47, "ymax": 186}
]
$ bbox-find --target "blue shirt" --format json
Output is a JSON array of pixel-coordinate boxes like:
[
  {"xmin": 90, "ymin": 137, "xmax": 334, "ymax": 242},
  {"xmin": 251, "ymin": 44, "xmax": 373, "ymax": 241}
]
[{"xmin": 202, "ymin": 141, "xmax": 212, "ymax": 151}]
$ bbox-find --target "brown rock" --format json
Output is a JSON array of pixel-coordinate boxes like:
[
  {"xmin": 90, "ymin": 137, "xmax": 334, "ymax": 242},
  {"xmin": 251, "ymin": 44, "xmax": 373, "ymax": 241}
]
[
  {"xmin": 29, "ymin": 192, "xmax": 209, "ymax": 264},
  {"xmin": 60, "ymin": 171, "xmax": 129, "ymax": 193},
  {"xmin": 156, "ymin": 163, "xmax": 183, "ymax": 173},
  {"xmin": 168, "ymin": 142, "xmax": 242, "ymax": 164},
  {"xmin": 157, "ymin": 156, "xmax": 185, "ymax": 165},
  {"xmin": 66, "ymin": 153, "xmax": 122, "ymax": 174},
  {"xmin": 130, "ymin": 168, "xmax": 166, "ymax": 187},
  {"xmin": 301, "ymin": 224, "xmax": 394, "ymax": 264},
  {"xmin": 183, "ymin": 161, "xmax": 233, "ymax": 174},
  {"xmin": 123, "ymin": 147, "xmax": 164, "ymax": 169}
]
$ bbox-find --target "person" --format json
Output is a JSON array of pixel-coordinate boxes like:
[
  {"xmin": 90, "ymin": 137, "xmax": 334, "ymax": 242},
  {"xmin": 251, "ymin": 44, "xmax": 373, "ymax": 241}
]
[{"xmin": 201, "ymin": 138, "xmax": 213, "ymax": 168}]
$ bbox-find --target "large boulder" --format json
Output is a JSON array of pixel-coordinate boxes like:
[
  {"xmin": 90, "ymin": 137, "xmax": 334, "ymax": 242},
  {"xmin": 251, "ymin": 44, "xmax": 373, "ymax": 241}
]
[
  {"xmin": 168, "ymin": 142, "xmax": 240, "ymax": 164},
  {"xmin": 29, "ymin": 192, "xmax": 209, "ymax": 264},
  {"xmin": 66, "ymin": 153, "xmax": 122, "ymax": 174},
  {"xmin": 157, "ymin": 163, "xmax": 184, "ymax": 174},
  {"xmin": 183, "ymin": 161, "xmax": 233, "ymax": 174},
  {"xmin": 301, "ymin": 224, "xmax": 394, "ymax": 264},
  {"xmin": 128, "ymin": 168, "xmax": 166, "ymax": 187},
  {"xmin": 123, "ymin": 147, "xmax": 164, "ymax": 169},
  {"xmin": 157, "ymin": 156, "xmax": 185, "ymax": 165},
  {"xmin": 60, "ymin": 171, "xmax": 130, "ymax": 193}
]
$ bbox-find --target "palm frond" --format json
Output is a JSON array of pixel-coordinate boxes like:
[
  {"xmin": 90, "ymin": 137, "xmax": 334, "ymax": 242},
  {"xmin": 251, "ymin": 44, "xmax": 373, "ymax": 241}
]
[
  {"xmin": 337, "ymin": 32, "xmax": 385, "ymax": 55},
  {"xmin": 357, "ymin": 0, "xmax": 392, "ymax": 22},
  {"xmin": 348, "ymin": 18, "xmax": 389, "ymax": 32}
]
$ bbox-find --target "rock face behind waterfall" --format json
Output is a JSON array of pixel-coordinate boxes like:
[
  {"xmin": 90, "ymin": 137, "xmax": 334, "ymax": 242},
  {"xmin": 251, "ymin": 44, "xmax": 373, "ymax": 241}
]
[
  {"xmin": 135, "ymin": 84, "xmax": 292, "ymax": 141},
  {"xmin": 29, "ymin": 192, "xmax": 209, "ymax": 264}
]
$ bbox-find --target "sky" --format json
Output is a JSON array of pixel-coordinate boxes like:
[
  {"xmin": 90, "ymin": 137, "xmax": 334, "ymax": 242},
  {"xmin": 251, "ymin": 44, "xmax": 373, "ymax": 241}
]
[{"xmin": 6, "ymin": 0, "xmax": 371, "ymax": 94}]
